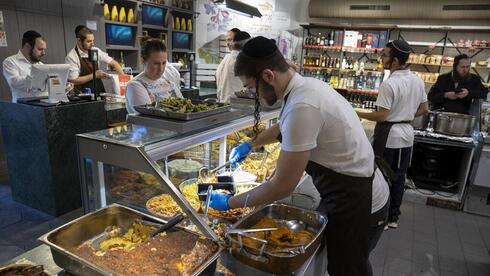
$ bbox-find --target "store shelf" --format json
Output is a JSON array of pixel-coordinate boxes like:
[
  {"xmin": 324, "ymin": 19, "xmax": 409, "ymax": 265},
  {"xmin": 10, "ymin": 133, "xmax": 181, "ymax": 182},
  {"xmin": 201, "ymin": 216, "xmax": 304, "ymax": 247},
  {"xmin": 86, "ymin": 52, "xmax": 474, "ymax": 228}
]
[
  {"xmin": 303, "ymin": 66, "xmax": 381, "ymax": 73},
  {"xmin": 106, "ymin": 45, "xmax": 138, "ymax": 51},
  {"xmin": 335, "ymin": 88, "xmax": 379, "ymax": 94},
  {"xmin": 173, "ymin": 29, "xmax": 193, "ymax": 34},
  {"xmin": 408, "ymin": 62, "xmax": 452, "ymax": 67},
  {"xmin": 178, "ymin": 69, "xmax": 190, "ymax": 72},
  {"xmin": 104, "ymin": 20, "xmax": 138, "ymax": 27},
  {"xmin": 142, "ymin": 24, "xmax": 168, "ymax": 31},
  {"xmin": 170, "ymin": 6, "xmax": 198, "ymax": 15},
  {"xmin": 172, "ymin": 48, "xmax": 191, "ymax": 53},
  {"xmin": 405, "ymin": 41, "xmax": 490, "ymax": 50},
  {"xmin": 303, "ymin": 45, "xmax": 382, "ymax": 53}
]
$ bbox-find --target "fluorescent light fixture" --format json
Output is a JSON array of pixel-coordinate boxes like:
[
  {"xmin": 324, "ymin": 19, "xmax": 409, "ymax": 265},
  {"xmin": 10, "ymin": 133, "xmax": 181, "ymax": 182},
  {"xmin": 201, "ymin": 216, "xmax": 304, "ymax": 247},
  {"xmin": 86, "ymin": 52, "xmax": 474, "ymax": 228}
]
[{"xmin": 214, "ymin": 0, "xmax": 262, "ymax": 18}]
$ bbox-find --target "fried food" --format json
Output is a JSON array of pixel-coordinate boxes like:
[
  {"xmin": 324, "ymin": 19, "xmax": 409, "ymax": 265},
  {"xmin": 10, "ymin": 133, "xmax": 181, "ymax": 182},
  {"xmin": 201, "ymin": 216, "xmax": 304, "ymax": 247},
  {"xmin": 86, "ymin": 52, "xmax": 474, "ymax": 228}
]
[
  {"xmin": 146, "ymin": 183, "xmax": 201, "ymax": 218},
  {"xmin": 72, "ymin": 222, "xmax": 218, "ymax": 276},
  {"xmin": 239, "ymin": 218, "xmax": 314, "ymax": 252}
]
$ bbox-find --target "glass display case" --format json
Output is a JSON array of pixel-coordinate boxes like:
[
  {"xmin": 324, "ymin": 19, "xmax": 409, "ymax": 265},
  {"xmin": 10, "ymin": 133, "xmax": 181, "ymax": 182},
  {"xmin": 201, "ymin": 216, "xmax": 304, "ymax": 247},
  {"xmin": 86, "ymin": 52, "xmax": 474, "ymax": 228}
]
[{"xmin": 76, "ymin": 110, "xmax": 280, "ymax": 240}]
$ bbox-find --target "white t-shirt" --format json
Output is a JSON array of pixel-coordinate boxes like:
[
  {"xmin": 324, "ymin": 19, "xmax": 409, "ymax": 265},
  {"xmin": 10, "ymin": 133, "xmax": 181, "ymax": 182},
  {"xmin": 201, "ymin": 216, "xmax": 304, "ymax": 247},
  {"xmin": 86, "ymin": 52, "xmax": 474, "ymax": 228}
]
[
  {"xmin": 215, "ymin": 50, "xmax": 242, "ymax": 104},
  {"xmin": 279, "ymin": 73, "xmax": 389, "ymax": 212},
  {"xmin": 2, "ymin": 51, "xmax": 44, "ymax": 102},
  {"xmin": 125, "ymin": 64, "xmax": 183, "ymax": 114},
  {"xmin": 65, "ymin": 46, "xmax": 114, "ymax": 81},
  {"xmin": 376, "ymin": 69, "xmax": 427, "ymax": 148}
]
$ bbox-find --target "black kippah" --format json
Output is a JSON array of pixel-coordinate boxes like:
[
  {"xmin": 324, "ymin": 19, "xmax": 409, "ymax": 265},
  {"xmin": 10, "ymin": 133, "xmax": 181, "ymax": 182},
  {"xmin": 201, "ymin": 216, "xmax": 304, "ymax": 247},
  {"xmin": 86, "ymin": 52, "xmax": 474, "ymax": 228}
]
[
  {"xmin": 242, "ymin": 36, "xmax": 278, "ymax": 58},
  {"xmin": 233, "ymin": 31, "xmax": 251, "ymax": 42},
  {"xmin": 391, "ymin": 40, "xmax": 411, "ymax": 54}
]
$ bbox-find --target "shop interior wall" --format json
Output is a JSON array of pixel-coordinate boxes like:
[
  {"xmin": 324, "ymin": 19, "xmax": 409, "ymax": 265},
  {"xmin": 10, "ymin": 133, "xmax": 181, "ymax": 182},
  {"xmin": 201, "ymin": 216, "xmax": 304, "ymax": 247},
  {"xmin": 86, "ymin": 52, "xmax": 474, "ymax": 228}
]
[
  {"xmin": 0, "ymin": 0, "xmax": 104, "ymax": 102},
  {"xmin": 0, "ymin": 0, "xmax": 103, "ymax": 182}
]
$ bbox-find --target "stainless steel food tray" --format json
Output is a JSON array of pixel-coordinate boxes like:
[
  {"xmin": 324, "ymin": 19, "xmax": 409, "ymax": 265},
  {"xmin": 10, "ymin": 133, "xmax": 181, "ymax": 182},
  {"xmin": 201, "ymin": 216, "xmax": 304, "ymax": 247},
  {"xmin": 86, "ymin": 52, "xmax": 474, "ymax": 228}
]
[
  {"xmin": 39, "ymin": 204, "xmax": 221, "ymax": 276},
  {"xmin": 134, "ymin": 101, "xmax": 231, "ymax": 121},
  {"xmin": 226, "ymin": 203, "xmax": 327, "ymax": 274}
]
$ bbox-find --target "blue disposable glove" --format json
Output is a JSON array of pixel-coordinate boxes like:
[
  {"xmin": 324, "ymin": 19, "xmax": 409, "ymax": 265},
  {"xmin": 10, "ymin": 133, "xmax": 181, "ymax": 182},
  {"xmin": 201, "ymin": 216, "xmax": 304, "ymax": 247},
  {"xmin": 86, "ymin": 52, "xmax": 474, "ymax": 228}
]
[
  {"xmin": 208, "ymin": 190, "xmax": 232, "ymax": 211},
  {"xmin": 229, "ymin": 142, "xmax": 252, "ymax": 168}
]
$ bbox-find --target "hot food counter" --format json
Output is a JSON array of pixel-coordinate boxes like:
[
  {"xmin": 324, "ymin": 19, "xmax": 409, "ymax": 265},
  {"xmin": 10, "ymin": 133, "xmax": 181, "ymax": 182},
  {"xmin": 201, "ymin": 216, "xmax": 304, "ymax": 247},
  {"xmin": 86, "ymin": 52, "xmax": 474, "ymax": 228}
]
[{"xmin": 48, "ymin": 108, "xmax": 329, "ymax": 275}]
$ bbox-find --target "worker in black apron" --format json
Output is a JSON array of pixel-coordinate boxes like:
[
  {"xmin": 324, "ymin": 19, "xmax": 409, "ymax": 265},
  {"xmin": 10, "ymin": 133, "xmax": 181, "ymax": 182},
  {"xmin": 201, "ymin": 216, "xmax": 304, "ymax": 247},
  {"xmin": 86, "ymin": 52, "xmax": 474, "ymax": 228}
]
[
  {"xmin": 357, "ymin": 40, "xmax": 428, "ymax": 228},
  {"xmin": 209, "ymin": 37, "xmax": 385, "ymax": 275},
  {"xmin": 65, "ymin": 25, "xmax": 123, "ymax": 94}
]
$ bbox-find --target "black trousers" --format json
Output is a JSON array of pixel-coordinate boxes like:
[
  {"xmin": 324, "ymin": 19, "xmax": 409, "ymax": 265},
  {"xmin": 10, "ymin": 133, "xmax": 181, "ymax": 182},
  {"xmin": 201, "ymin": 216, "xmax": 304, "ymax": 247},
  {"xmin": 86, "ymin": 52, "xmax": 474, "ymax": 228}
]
[
  {"xmin": 383, "ymin": 147, "xmax": 412, "ymax": 221},
  {"xmin": 366, "ymin": 200, "xmax": 389, "ymax": 276}
]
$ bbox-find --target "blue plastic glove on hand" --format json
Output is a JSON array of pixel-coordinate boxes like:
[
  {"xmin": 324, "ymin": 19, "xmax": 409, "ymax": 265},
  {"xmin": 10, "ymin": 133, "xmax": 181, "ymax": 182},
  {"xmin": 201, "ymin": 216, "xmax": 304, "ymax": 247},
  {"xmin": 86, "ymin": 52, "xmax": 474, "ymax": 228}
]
[
  {"xmin": 208, "ymin": 190, "xmax": 231, "ymax": 211},
  {"xmin": 229, "ymin": 142, "xmax": 252, "ymax": 168}
]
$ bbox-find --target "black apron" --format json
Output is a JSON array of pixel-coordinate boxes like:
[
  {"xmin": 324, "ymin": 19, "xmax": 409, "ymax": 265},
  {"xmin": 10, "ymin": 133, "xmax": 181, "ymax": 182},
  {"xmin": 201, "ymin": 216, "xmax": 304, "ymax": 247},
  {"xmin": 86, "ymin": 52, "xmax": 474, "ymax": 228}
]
[
  {"xmin": 277, "ymin": 92, "xmax": 374, "ymax": 275},
  {"xmin": 372, "ymin": 121, "xmax": 411, "ymax": 183},
  {"xmin": 74, "ymin": 47, "xmax": 105, "ymax": 94}
]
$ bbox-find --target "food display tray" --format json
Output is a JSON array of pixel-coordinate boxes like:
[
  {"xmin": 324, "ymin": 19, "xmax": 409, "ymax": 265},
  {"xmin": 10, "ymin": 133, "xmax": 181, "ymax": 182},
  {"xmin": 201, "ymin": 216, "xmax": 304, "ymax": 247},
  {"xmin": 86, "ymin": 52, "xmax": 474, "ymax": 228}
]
[
  {"xmin": 134, "ymin": 101, "xmax": 231, "ymax": 121},
  {"xmin": 127, "ymin": 108, "xmax": 246, "ymax": 133},
  {"xmin": 39, "ymin": 204, "xmax": 221, "ymax": 276},
  {"xmin": 227, "ymin": 203, "xmax": 327, "ymax": 274}
]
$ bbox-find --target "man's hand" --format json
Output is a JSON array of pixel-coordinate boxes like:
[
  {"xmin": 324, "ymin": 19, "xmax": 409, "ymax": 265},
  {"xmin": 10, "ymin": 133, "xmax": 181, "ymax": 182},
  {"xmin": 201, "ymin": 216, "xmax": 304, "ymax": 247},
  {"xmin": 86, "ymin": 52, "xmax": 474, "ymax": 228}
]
[
  {"xmin": 444, "ymin": 91, "xmax": 459, "ymax": 100},
  {"xmin": 457, "ymin": 88, "xmax": 469, "ymax": 99},
  {"xmin": 96, "ymin": 70, "xmax": 110, "ymax": 79}
]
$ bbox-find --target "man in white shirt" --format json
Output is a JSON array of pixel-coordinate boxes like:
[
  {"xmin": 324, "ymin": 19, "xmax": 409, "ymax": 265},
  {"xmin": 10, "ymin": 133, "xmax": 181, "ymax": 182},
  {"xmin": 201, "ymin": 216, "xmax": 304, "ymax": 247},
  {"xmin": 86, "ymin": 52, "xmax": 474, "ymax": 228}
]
[
  {"xmin": 357, "ymin": 40, "xmax": 428, "ymax": 229},
  {"xmin": 2, "ymin": 30, "xmax": 47, "ymax": 102},
  {"xmin": 65, "ymin": 25, "xmax": 123, "ymax": 93},
  {"xmin": 216, "ymin": 31, "xmax": 251, "ymax": 103},
  {"xmin": 215, "ymin": 28, "xmax": 242, "ymax": 103},
  {"xmin": 209, "ymin": 37, "xmax": 390, "ymax": 276}
]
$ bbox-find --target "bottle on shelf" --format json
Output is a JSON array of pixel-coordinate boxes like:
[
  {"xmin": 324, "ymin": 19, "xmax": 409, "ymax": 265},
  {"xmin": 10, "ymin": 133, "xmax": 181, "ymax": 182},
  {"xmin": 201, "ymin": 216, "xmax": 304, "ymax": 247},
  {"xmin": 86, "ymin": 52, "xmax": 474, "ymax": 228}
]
[
  {"xmin": 329, "ymin": 31, "xmax": 334, "ymax": 46},
  {"xmin": 119, "ymin": 7, "xmax": 126, "ymax": 23},
  {"xmin": 127, "ymin": 8, "xmax": 135, "ymax": 23},
  {"xmin": 187, "ymin": 19, "xmax": 192, "ymax": 32},
  {"xmin": 120, "ymin": 52, "xmax": 125, "ymax": 68},
  {"xmin": 175, "ymin": 16, "xmax": 180, "ymax": 30},
  {"xmin": 111, "ymin": 5, "xmax": 119, "ymax": 21},
  {"xmin": 335, "ymin": 58, "xmax": 340, "ymax": 69},
  {"xmin": 103, "ymin": 4, "xmax": 110, "ymax": 20},
  {"xmin": 181, "ymin": 17, "xmax": 186, "ymax": 31},
  {"xmin": 316, "ymin": 33, "xmax": 322, "ymax": 45},
  {"xmin": 319, "ymin": 34, "xmax": 325, "ymax": 46}
]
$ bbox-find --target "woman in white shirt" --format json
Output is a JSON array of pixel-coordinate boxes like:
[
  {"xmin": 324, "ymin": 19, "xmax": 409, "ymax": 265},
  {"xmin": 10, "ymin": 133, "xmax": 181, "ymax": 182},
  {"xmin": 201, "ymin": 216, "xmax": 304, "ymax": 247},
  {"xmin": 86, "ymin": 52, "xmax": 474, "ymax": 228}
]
[{"xmin": 125, "ymin": 37, "xmax": 183, "ymax": 114}]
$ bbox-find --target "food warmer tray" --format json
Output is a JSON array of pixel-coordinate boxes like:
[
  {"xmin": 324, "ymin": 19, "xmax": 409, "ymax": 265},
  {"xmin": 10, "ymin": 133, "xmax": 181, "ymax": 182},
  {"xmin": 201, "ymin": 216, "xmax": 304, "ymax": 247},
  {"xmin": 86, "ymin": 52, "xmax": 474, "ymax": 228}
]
[
  {"xmin": 39, "ymin": 204, "xmax": 221, "ymax": 276},
  {"xmin": 227, "ymin": 203, "xmax": 327, "ymax": 274},
  {"xmin": 127, "ymin": 108, "xmax": 247, "ymax": 133},
  {"xmin": 134, "ymin": 101, "xmax": 231, "ymax": 121}
]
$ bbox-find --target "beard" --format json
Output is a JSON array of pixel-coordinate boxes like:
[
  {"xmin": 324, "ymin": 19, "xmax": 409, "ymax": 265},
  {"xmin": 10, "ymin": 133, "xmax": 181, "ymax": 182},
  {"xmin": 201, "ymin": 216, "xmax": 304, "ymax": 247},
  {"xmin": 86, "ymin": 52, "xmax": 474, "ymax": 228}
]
[
  {"xmin": 258, "ymin": 79, "xmax": 278, "ymax": 106},
  {"xmin": 29, "ymin": 48, "xmax": 41, "ymax": 63},
  {"xmin": 453, "ymin": 70, "xmax": 470, "ymax": 82}
]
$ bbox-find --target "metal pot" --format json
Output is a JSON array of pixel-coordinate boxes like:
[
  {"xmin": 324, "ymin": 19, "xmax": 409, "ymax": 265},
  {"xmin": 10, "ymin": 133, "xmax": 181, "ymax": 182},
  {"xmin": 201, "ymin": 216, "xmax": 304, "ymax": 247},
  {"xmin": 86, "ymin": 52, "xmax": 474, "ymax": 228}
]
[
  {"xmin": 412, "ymin": 112, "xmax": 430, "ymax": 130},
  {"xmin": 433, "ymin": 112, "xmax": 476, "ymax": 137}
]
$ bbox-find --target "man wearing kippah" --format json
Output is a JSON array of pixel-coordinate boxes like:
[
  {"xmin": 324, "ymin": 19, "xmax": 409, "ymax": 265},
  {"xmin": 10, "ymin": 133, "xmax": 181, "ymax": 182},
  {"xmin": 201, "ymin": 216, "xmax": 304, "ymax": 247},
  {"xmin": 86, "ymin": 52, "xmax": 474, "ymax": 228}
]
[
  {"xmin": 215, "ymin": 27, "xmax": 242, "ymax": 103},
  {"xmin": 208, "ymin": 36, "xmax": 390, "ymax": 276},
  {"xmin": 215, "ymin": 30, "xmax": 251, "ymax": 103},
  {"xmin": 357, "ymin": 40, "xmax": 429, "ymax": 229}
]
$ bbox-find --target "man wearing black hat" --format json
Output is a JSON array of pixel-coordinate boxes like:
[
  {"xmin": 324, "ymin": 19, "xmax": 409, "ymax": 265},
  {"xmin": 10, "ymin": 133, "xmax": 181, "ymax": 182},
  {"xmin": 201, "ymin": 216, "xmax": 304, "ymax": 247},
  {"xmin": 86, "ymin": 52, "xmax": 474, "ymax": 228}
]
[
  {"xmin": 428, "ymin": 54, "xmax": 488, "ymax": 114},
  {"xmin": 215, "ymin": 30, "xmax": 251, "ymax": 103},
  {"xmin": 208, "ymin": 36, "xmax": 390, "ymax": 276},
  {"xmin": 357, "ymin": 40, "xmax": 428, "ymax": 229}
]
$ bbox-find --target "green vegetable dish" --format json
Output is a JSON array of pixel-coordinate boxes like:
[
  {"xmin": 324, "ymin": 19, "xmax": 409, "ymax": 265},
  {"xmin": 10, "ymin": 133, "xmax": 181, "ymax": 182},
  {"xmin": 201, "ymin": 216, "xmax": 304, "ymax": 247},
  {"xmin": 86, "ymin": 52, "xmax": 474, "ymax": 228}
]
[{"xmin": 158, "ymin": 98, "xmax": 218, "ymax": 113}]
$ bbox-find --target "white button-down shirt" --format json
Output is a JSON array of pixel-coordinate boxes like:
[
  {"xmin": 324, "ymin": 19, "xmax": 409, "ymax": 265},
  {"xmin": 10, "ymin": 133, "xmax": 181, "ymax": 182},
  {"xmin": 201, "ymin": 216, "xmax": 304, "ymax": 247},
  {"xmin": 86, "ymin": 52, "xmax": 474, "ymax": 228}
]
[
  {"xmin": 2, "ymin": 50, "xmax": 44, "ymax": 102},
  {"xmin": 215, "ymin": 50, "xmax": 243, "ymax": 104},
  {"xmin": 65, "ymin": 46, "xmax": 114, "ymax": 81}
]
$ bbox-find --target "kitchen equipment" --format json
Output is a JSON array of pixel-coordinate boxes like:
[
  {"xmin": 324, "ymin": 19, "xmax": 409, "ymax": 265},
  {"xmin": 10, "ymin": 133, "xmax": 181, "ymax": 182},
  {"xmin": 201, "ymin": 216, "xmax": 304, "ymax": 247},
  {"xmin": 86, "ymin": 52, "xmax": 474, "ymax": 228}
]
[
  {"xmin": 0, "ymin": 263, "xmax": 50, "ymax": 276},
  {"xmin": 39, "ymin": 204, "xmax": 221, "ymax": 276},
  {"xmin": 227, "ymin": 227, "xmax": 278, "ymax": 235},
  {"xmin": 198, "ymin": 161, "xmax": 231, "ymax": 179},
  {"xmin": 412, "ymin": 112, "xmax": 430, "ymax": 130},
  {"xmin": 134, "ymin": 100, "xmax": 231, "ymax": 121},
  {"xmin": 433, "ymin": 111, "xmax": 476, "ymax": 137},
  {"xmin": 150, "ymin": 213, "xmax": 184, "ymax": 237},
  {"xmin": 227, "ymin": 203, "xmax": 327, "ymax": 274},
  {"xmin": 197, "ymin": 183, "xmax": 235, "ymax": 201}
]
